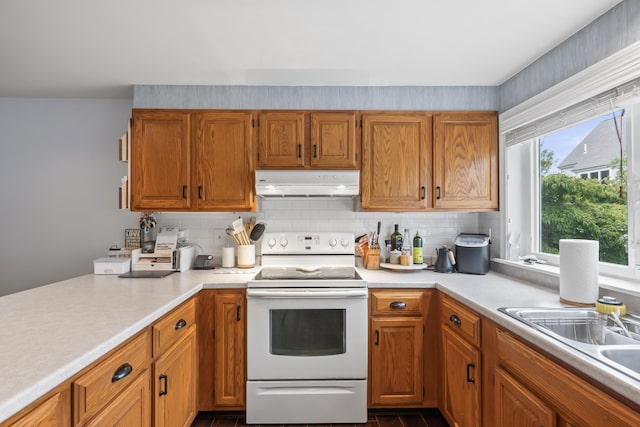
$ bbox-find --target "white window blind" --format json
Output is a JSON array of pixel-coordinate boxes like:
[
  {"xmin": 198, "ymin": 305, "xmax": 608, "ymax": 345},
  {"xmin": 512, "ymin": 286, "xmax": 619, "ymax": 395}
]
[{"xmin": 505, "ymin": 76, "xmax": 640, "ymax": 147}]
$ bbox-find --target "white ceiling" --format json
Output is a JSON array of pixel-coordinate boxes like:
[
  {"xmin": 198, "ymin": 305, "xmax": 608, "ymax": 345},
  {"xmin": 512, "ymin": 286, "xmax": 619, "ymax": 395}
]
[{"xmin": 0, "ymin": 0, "xmax": 621, "ymax": 98}]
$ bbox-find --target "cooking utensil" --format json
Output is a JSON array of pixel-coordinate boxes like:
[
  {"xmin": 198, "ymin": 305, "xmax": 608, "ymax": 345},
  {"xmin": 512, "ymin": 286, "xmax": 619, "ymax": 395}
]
[
  {"xmin": 226, "ymin": 227, "xmax": 240, "ymax": 245},
  {"xmin": 233, "ymin": 218, "xmax": 250, "ymax": 245},
  {"xmin": 249, "ymin": 216, "xmax": 257, "ymax": 232},
  {"xmin": 250, "ymin": 222, "xmax": 266, "ymax": 242}
]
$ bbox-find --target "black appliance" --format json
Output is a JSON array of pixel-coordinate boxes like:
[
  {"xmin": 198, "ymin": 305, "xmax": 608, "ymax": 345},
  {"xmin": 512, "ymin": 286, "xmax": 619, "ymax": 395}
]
[{"xmin": 455, "ymin": 233, "xmax": 490, "ymax": 274}]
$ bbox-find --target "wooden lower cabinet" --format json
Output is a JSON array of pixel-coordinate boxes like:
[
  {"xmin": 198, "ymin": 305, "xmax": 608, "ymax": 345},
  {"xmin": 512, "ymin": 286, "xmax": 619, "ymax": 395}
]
[
  {"xmin": 494, "ymin": 367, "xmax": 554, "ymax": 427},
  {"xmin": 441, "ymin": 326, "xmax": 481, "ymax": 427},
  {"xmin": 153, "ymin": 327, "xmax": 197, "ymax": 427},
  {"xmin": 84, "ymin": 372, "xmax": 151, "ymax": 427},
  {"xmin": 368, "ymin": 289, "xmax": 438, "ymax": 408},
  {"xmin": 370, "ymin": 317, "xmax": 423, "ymax": 406},
  {"xmin": 494, "ymin": 328, "xmax": 640, "ymax": 427},
  {"xmin": 3, "ymin": 385, "xmax": 70, "ymax": 427},
  {"xmin": 197, "ymin": 289, "xmax": 246, "ymax": 410}
]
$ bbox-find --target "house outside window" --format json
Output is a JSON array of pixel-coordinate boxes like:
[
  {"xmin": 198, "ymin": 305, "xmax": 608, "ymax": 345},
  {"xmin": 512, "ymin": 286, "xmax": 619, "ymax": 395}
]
[{"xmin": 538, "ymin": 112, "xmax": 627, "ymax": 266}]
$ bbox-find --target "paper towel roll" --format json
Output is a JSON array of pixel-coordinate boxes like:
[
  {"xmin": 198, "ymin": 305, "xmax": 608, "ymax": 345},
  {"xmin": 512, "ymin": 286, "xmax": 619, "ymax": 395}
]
[
  {"xmin": 222, "ymin": 247, "xmax": 235, "ymax": 268},
  {"xmin": 559, "ymin": 239, "xmax": 599, "ymax": 306}
]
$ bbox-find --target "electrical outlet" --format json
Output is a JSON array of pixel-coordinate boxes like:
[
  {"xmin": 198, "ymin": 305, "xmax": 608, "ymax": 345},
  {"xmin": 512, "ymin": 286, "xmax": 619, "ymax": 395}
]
[{"xmin": 213, "ymin": 229, "xmax": 227, "ymax": 247}]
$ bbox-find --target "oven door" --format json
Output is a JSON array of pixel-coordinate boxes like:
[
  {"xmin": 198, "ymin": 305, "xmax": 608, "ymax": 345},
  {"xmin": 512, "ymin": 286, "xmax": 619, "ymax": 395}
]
[{"xmin": 247, "ymin": 288, "xmax": 368, "ymax": 380}]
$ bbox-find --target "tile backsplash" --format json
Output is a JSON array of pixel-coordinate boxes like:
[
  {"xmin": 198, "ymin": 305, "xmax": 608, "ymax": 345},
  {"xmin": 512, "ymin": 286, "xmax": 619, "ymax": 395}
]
[{"xmin": 155, "ymin": 198, "xmax": 484, "ymax": 262}]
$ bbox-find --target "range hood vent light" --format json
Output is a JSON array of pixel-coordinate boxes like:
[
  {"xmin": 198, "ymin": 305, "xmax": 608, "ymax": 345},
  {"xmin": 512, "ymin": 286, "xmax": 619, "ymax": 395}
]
[{"xmin": 255, "ymin": 170, "xmax": 360, "ymax": 198}]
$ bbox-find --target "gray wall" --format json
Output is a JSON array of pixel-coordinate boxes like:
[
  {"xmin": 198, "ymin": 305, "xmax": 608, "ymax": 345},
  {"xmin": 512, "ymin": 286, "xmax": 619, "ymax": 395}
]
[
  {"xmin": 0, "ymin": 98, "xmax": 137, "ymax": 296},
  {"xmin": 133, "ymin": 85, "xmax": 498, "ymax": 110},
  {"xmin": 499, "ymin": 0, "xmax": 640, "ymax": 111}
]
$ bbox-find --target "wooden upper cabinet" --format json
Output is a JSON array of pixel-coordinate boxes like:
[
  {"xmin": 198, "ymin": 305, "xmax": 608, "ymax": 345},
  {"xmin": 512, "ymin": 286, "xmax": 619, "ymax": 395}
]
[
  {"xmin": 310, "ymin": 112, "xmax": 358, "ymax": 168},
  {"xmin": 257, "ymin": 111, "xmax": 359, "ymax": 169},
  {"xmin": 361, "ymin": 112, "xmax": 432, "ymax": 211},
  {"xmin": 193, "ymin": 112, "xmax": 255, "ymax": 211},
  {"xmin": 433, "ymin": 111, "xmax": 498, "ymax": 210},
  {"xmin": 131, "ymin": 110, "xmax": 191, "ymax": 211},
  {"xmin": 258, "ymin": 112, "xmax": 305, "ymax": 168}
]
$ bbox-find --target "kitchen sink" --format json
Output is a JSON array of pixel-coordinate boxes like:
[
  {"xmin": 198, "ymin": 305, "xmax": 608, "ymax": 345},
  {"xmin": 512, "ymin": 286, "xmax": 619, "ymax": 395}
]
[
  {"xmin": 598, "ymin": 347, "xmax": 640, "ymax": 374},
  {"xmin": 499, "ymin": 307, "xmax": 639, "ymax": 345},
  {"xmin": 499, "ymin": 307, "xmax": 640, "ymax": 382}
]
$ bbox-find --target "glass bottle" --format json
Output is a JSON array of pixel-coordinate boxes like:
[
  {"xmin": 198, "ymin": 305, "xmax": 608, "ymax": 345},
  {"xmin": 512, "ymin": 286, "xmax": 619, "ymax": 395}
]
[
  {"xmin": 413, "ymin": 231, "xmax": 423, "ymax": 264},
  {"xmin": 402, "ymin": 229, "xmax": 411, "ymax": 255},
  {"xmin": 390, "ymin": 224, "xmax": 402, "ymax": 251}
]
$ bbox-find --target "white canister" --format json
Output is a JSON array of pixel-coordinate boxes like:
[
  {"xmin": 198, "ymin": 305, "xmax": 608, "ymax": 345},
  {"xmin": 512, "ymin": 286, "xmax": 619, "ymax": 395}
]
[
  {"xmin": 237, "ymin": 245, "xmax": 256, "ymax": 268},
  {"xmin": 222, "ymin": 247, "xmax": 235, "ymax": 268},
  {"xmin": 389, "ymin": 250, "xmax": 401, "ymax": 265}
]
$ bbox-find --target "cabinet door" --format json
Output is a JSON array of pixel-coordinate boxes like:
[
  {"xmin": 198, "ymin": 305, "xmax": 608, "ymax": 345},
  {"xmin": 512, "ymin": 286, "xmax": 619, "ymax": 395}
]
[
  {"xmin": 494, "ymin": 368, "xmax": 555, "ymax": 427},
  {"xmin": 258, "ymin": 112, "xmax": 305, "ymax": 167},
  {"xmin": 361, "ymin": 112, "xmax": 432, "ymax": 210},
  {"xmin": 83, "ymin": 371, "xmax": 151, "ymax": 427},
  {"xmin": 310, "ymin": 112, "xmax": 358, "ymax": 169},
  {"xmin": 369, "ymin": 317, "xmax": 423, "ymax": 406},
  {"xmin": 441, "ymin": 327, "xmax": 481, "ymax": 427},
  {"xmin": 433, "ymin": 112, "xmax": 498, "ymax": 210},
  {"xmin": 153, "ymin": 328, "xmax": 197, "ymax": 427},
  {"xmin": 193, "ymin": 112, "xmax": 255, "ymax": 211},
  {"xmin": 7, "ymin": 388, "xmax": 70, "ymax": 427},
  {"xmin": 130, "ymin": 110, "xmax": 191, "ymax": 211},
  {"xmin": 214, "ymin": 291, "xmax": 246, "ymax": 407}
]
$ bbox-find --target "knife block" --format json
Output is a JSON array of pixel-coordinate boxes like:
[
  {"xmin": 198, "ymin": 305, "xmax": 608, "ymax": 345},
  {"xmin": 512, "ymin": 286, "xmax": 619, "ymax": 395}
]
[{"xmin": 364, "ymin": 247, "xmax": 380, "ymax": 270}]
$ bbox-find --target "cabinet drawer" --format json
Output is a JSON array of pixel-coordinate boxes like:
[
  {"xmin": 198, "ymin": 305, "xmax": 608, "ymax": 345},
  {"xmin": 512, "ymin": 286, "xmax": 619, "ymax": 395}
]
[
  {"xmin": 153, "ymin": 298, "xmax": 196, "ymax": 357},
  {"xmin": 73, "ymin": 330, "xmax": 150, "ymax": 425},
  {"xmin": 370, "ymin": 290, "xmax": 424, "ymax": 316},
  {"xmin": 440, "ymin": 294, "xmax": 481, "ymax": 347}
]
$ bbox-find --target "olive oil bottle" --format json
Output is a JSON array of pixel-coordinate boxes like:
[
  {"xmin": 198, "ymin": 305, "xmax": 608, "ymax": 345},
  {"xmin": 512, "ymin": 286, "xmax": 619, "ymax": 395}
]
[{"xmin": 413, "ymin": 231, "xmax": 423, "ymax": 264}]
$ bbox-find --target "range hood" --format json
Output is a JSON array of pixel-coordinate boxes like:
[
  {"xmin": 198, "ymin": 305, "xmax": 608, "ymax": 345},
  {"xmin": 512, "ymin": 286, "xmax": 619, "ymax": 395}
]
[{"xmin": 255, "ymin": 170, "xmax": 360, "ymax": 198}]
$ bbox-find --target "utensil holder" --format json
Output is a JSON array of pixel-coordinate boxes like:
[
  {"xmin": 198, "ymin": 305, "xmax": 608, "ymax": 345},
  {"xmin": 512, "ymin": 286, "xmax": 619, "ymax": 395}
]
[{"xmin": 237, "ymin": 245, "xmax": 255, "ymax": 268}]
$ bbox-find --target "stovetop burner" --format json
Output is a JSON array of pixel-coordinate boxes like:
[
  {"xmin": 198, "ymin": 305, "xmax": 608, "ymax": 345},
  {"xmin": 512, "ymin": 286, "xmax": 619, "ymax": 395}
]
[{"xmin": 250, "ymin": 232, "xmax": 364, "ymax": 288}]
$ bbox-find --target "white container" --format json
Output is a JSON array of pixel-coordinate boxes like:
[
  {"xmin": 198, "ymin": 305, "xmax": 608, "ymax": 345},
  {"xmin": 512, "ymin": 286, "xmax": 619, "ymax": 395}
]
[
  {"xmin": 222, "ymin": 247, "xmax": 235, "ymax": 268},
  {"xmin": 93, "ymin": 257, "xmax": 131, "ymax": 275},
  {"xmin": 559, "ymin": 239, "xmax": 599, "ymax": 306},
  {"xmin": 237, "ymin": 245, "xmax": 256, "ymax": 268}
]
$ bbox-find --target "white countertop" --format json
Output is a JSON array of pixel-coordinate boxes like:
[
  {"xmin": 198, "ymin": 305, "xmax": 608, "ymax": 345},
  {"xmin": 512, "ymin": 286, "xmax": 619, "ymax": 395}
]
[{"xmin": 1, "ymin": 265, "xmax": 639, "ymax": 422}]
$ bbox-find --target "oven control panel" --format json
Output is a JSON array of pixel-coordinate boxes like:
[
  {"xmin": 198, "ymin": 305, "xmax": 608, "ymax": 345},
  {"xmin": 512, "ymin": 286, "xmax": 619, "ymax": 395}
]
[{"xmin": 262, "ymin": 232, "xmax": 354, "ymax": 254}]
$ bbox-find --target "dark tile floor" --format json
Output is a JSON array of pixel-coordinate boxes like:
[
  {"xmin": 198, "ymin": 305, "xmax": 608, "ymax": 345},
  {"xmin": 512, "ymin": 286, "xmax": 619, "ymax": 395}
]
[{"xmin": 191, "ymin": 409, "xmax": 449, "ymax": 427}]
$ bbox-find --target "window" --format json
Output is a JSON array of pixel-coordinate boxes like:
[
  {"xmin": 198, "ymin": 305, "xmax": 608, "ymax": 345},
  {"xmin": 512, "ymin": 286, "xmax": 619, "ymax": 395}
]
[
  {"xmin": 506, "ymin": 105, "xmax": 637, "ymax": 277},
  {"xmin": 502, "ymin": 45, "xmax": 640, "ymax": 279},
  {"xmin": 538, "ymin": 111, "xmax": 627, "ymax": 266}
]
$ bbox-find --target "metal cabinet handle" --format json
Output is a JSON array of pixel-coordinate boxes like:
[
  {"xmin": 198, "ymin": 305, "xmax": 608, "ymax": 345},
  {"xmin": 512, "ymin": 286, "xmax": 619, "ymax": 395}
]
[
  {"xmin": 297, "ymin": 144, "xmax": 302, "ymax": 158},
  {"xmin": 182, "ymin": 185, "xmax": 188, "ymax": 199},
  {"xmin": 449, "ymin": 314, "xmax": 462, "ymax": 326},
  {"xmin": 421, "ymin": 186, "xmax": 426, "ymax": 199},
  {"xmin": 466, "ymin": 363, "xmax": 476, "ymax": 383},
  {"xmin": 374, "ymin": 330, "xmax": 380, "ymax": 346},
  {"xmin": 313, "ymin": 144, "xmax": 317, "ymax": 158},
  {"xmin": 198, "ymin": 185, "xmax": 203, "ymax": 199},
  {"xmin": 111, "ymin": 363, "xmax": 133, "ymax": 383},
  {"xmin": 159, "ymin": 374, "xmax": 168, "ymax": 396},
  {"xmin": 175, "ymin": 318, "xmax": 187, "ymax": 330},
  {"xmin": 236, "ymin": 305, "xmax": 241, "ymax": 321},
  {"xmin": 390, "ymin": 301, "xmax": 407, "ymax": 309},
  {"xmin": 436, "ymin": 186, "xmax": 441, "ymax": 199}
]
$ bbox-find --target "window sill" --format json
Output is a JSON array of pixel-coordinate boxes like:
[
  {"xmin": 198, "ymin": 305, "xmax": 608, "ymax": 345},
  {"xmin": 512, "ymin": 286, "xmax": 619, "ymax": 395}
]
[{"xmin": 491, "ymin": 258, "xmax": 640, "ymax": 300}]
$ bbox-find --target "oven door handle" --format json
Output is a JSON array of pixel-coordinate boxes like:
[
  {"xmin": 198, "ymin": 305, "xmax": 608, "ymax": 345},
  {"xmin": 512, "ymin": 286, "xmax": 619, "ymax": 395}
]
[{"xmin": 247, "ymin": 288, "xmax": 368, "ymax": 298}]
